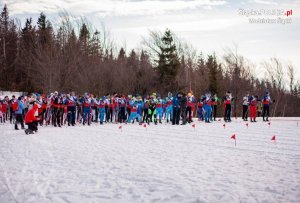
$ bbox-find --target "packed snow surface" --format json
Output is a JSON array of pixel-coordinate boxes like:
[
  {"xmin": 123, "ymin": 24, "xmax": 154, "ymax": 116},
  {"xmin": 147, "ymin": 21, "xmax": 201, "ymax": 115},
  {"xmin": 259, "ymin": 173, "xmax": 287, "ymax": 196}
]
[{"xmin": 1, "ymin": 118, "xmax": 300, "ymax": 203}]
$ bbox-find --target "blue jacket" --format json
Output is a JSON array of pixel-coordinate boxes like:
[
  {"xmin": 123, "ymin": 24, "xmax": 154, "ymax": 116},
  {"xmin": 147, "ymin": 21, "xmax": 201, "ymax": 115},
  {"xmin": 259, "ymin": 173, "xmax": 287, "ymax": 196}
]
[
  {"xmin": 172, "ymin": 96, "xmax": 180, "ymax": 108},
  {"xmin": 15, "ymin": 100, "xmax": 25, "ymax": 115}
]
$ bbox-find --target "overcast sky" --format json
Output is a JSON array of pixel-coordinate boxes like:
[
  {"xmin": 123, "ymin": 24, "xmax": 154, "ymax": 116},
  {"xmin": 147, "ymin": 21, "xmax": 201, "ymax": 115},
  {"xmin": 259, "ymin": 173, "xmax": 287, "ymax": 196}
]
[{"xmin": 1, "ymin": 0, "xmax": 300, "ymax": 79}]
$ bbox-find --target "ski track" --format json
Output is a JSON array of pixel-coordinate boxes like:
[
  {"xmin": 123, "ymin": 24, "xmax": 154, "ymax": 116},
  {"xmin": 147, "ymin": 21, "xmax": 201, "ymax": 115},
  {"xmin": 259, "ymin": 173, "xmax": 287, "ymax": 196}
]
[{"xmin": 0, "ymin": 118, "xmax": 300, "ymax": 203}]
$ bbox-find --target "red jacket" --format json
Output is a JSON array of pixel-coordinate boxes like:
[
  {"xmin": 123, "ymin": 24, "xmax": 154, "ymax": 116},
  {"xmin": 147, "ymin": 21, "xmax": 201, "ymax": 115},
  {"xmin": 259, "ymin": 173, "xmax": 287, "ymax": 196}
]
[{"xmin": 25, "ymin": 105, "xmax": 39, "ymax": 124}]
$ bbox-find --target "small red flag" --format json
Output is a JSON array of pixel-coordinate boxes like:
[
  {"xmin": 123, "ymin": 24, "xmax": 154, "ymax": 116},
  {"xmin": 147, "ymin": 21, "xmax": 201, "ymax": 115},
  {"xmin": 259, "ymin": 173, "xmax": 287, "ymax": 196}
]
[
  {"xmin": 143, "ymin": 124, "xmax": 147, "ymax": 128},
  {"xmin": 231, "ymin": 134, "xmax": 236, "ymax": 140},
  {"xmin": 223, "ymin": 124, "xmax": 226, "ymax": 128},
  {"xmin": 246, "ymin": 123, "xmax": 249, "ymax": 128},
  {"xmin": 268, "ymin": 122, "xmax": 271, "ymax": 126},
  {"xmin": 118, "ymin": 125, "xmax": 122, "ymax": 129},
  {"xmin": 192, "ymin": 124, "xmax": 195, "ymax": 128},
  {"xmin": 218, "ymin": 119, "xmax": 221, "ymax": 121},
  {"xmin": 271, "ymin": 135, "xmax": 276, "ymax": 141}
]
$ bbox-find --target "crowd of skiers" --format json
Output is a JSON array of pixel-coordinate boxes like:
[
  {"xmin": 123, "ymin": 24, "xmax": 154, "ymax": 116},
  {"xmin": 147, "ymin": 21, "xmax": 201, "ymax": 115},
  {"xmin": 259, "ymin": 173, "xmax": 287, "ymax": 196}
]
[{"xmin": 0, "ymin": 90, "xmax": 273, "ymax": 134}]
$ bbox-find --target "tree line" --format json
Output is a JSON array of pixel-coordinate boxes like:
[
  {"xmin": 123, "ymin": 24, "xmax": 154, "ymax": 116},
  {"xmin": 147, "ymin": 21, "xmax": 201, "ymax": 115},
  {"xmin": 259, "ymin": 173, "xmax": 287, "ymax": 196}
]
[{"xmin": 0, "ymin": 5, "xmax": 299, "ymax": 116}]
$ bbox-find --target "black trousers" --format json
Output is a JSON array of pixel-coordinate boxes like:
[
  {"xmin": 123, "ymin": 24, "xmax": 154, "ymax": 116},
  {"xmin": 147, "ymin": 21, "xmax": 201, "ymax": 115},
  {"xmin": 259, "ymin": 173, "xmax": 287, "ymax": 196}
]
[
  {"xmin": 15, "ymin": 114, "xmax": 25, "ymax": 129},
  {"xmin": 224, "ymin": 104, "xmax": 231, "ymax": 121},
  {"xmin": 242, "ymin": 105, "xmax": 248, "ymax": 120},
  {"xmin": 27, "ymin": 121, "xmax": 38, "ymax": 131},
  {"xmin": 262, "ymin": 105, "xmax": 270, "ymax": 121},
  {"xmin": 172, "ymin": 107, "xmax": 180, "ymax": 125},
  {"xmin": 186, "ymin": 106, "xmax": 192, "ymax": 123},
  {"xmin": 180, "ymin": 106, "xmax": 187, "ymax": 124},
  {"xmin": 52, "ymin": 108, "xmax": 61, "ymax": 126},
  {"xmin": 67, "ymin": 106, "xmax": 76, "ymax": 125},
  {"xmin": 10, "ymin": 108, "xmax": 15, "ymax": 123},
  {"xmin": 212, "ymin": 105, "xmax": 217, "ymax": 121},
  {"xmin": 119, "ymin": 107, "xmax": 126, "ymax": 122},
  {"xmin": 143, "ymin": 108, "xmax": 148, "ymax": 123}
]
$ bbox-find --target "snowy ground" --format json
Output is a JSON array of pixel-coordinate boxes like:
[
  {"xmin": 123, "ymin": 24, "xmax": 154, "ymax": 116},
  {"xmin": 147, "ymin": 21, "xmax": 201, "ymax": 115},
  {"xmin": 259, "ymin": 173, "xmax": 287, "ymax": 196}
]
[{"xmin": 1, "ymin": 118, "xmax": 300, "ymax": 203}]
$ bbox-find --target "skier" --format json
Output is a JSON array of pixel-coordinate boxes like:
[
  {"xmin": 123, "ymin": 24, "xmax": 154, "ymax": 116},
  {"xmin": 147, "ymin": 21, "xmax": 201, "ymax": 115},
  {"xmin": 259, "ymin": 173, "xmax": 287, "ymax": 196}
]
[
  {"xmin": 127, "ymin": 98, "xmax": 142, "ymax": 124},
  {"xmin": 0, "ymin": 99, "xmax": 3, "ymax": 123},
  {"xmin": 76, "ymin": 95, "xmax": 83, "ymax": 123},
  {"xmin": 24, "ymin": 103, "xmax": 40, "ymax": 134},
  {"xmin": 142, "ymin": 97, "xmax": 149, "ymax": 123},
  {"xmin": 51, "ymin": 91, "xmax": 61, "ymax": 127},
  {"xmin": 211, "ymin": 94, "xmax": 218, "ymax": 121},
  {"xmin": 148, "ymin": 95, "xmax": 157, "ymax": 124},
  {"xmin": 179, "ymin": 92, "xmax": 187, "ymax": 125},
  {"xmin": 119, "ymin": 95, "xmax": 126, "ymax": 123},
  {"xmin": 165, "ymin": 92, "xmax": 173, "ymax": 123},
  {"xmin": 10, "ymin": 95, "xmax": 17, "ymax": 124},
  {"xmin": 249, "ymin": 95, "xmax": 258, "ymax": 122},
  {"xmin": 156, "ymin": 95, "xmax": 163, "ymax": 124},
  {"xmin": 242, "ymin": 93, "xmax": 250, "ymax": 121},
  {"xmin": 82, "ymin": 94, "xmax": 92, "ymax": 125},
  {"xmin": 197, "ymin": 96, "xmax": 204, "ymax": 121},
  {"xmin": 172, "ymin": 93, "xmax": 181, "ymax": 125},
  {"xmin": 66, "ymin": 93, "xmax": 77, "ymax": 126},
  {"xmin": 204, "ymin": 93, "xmax": 212, "ymax": 123},
  {"xmin": 223, "ymin": 91, "xmax": 232, "ymax": 122},
  {"xmin": 262, "ymin": 91, "xmax": 272, "ymax": 121},
  {"xmin": 14, "ymin": 96, "xmax": 25, "ymax": 130},
  {"xmin": 186, "ymin": 92, "xmax": 195, "ymax": 123},
  {"xmin": 98, "ymin": 97, "xmax": 106, "ymax": 125},
  {"xmin": 2, "ymin": 96, "xmax": 8, "ymax": 122}
]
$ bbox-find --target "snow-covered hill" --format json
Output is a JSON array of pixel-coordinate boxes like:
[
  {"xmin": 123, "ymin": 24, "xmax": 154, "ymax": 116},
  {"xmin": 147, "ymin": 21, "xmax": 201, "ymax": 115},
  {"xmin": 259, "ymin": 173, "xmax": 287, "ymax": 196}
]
[{"xmin": 1, "ymin": 118, "xmax": 300, "ymax": 203}]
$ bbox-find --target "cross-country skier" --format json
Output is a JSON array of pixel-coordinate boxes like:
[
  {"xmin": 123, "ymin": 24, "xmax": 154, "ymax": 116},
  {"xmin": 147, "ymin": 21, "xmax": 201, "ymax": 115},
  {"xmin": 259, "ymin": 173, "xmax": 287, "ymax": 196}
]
[
  {"xmin": 156, "ymin": 95, "xmax": 163, "ymax": 124},
  {"xmin": 249, "ymin": 95, "xmax": 258, "ymax": 122},
  {"xmin": 223, "ymin": 91, "xmax": 233, "ymax": 122},
  {"xmin": 262, "ymin": 91, "xmax": 272, "ymax": 122},
  {"xmin": 127, "ymin": 98, "xmax": 142, "ymax": 124},
  {"xmin": 66, "ymin": 93, "xmax": 77, "ymax": 126},
  {"xmin": 211, "ymin": 94, "xmax": 218, "ymax": 121},
  {"xmin": 14, "ymin": 96, "xmax": 25, "ymax": 130},
  {"xmin": 172, "ymin": 93, "xmax": 181, "ymax": 125},
  {"xmin": 83, "ymin": 93, "xmax": 92, "ymax": 125},
  {"xmin": 204, "ymin": 93, "xmax": 212, "ymax": 123},
  {"xmin": 186, "ymin": 92, "xmax": 196, "ymax": 123},
  {"xmin": 98, "ymin": 97, "xmax": 106, "ymax": 125},
  {"xmin": 25, "ymin": 103, "xmax": 40, "ymax": 134},
  {"xmin": 165, "ymin": 92, "xmax": 173, "ymax": 123},
  {"xmin": 242, "ymin": 93, "xmax": 250, "ymax": 121}
]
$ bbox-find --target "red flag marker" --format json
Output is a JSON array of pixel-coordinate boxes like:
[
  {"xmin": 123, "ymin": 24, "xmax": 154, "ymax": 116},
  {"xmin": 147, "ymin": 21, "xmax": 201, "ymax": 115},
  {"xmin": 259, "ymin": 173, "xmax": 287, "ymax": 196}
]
[
  {"xmin": 231, "ymin": 134, "xmax": 236, "ymax": 146},
  {"xmin": 218, "ymin": 119, "xmax": 221, "ymax": 121},
  {"xmin": 246, "ymin": 123, "xmax": 249, "ymax": 128},
  {"xmin": 223, "ymin": 124, "xmax": 226, "ymax": 129},
  {"xmin": 119, "ymin": 125, "xmax": 122, "ymax": 132},
  {"xmin": 231, "ymin": 134, "xmax": 236, "ymax": 140},
  {"xmin": 271, "ymin": 135, "xmax": 276, "ymax": 145},
  {"xmin": 143, "ymin": 124, "xmax": 147, "ymax": 128},
  {"xmin": 192, "ymin": 124, "xmax": 195, "ymax": 128},
  {"xmin": 268, "ymin": 122, "xmax": 271, "ymax": 127}
]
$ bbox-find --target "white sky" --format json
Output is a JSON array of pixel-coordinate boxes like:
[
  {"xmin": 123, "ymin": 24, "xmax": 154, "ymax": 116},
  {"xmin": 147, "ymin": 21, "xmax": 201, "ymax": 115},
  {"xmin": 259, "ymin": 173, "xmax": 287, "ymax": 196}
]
[{"xmin": 1, "ymin": 0, "xmax": 300, "ymax": 79}]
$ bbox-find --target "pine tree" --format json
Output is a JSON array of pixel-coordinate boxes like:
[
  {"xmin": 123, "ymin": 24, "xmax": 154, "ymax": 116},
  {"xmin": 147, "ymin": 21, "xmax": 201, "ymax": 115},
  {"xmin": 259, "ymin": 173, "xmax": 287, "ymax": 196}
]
[
  {"xmin": 207, "ymin": 54, "xmax": 219, "ymax": 95},
  {"xmin": 157, "ymin": 28, "xmax": 180, "ymax": 92}
]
